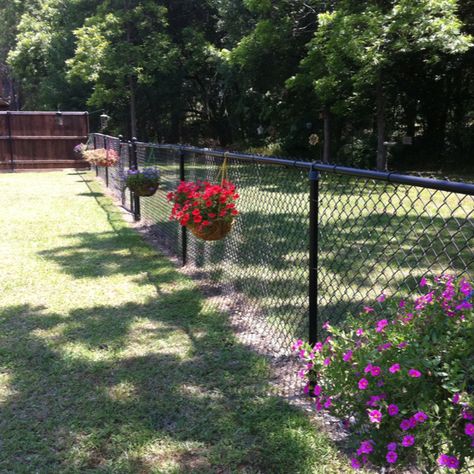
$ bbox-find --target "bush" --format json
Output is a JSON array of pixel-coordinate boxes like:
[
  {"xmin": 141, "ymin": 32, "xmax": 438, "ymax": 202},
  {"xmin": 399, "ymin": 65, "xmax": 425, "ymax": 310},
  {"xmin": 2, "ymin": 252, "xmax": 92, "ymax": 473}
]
[{"xmin": 295, "ymin": 275, "xmax": 474, "ymax": 471}]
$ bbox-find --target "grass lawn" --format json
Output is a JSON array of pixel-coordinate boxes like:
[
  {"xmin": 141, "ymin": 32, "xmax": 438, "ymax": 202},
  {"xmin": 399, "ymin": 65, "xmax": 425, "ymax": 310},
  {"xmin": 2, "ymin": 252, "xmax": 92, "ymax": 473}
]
[{"xmin": 0, "ymin": 171, "xmax": 352, "ymax": 473}]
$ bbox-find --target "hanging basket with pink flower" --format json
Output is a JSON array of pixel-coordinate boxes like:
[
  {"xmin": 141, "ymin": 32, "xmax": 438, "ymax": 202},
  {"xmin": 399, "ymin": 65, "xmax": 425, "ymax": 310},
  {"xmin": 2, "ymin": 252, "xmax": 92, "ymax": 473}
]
[
  {"xmin": 167, "ymin": 158, "xmax": 239, "ymax": 241},
  {"xmin": 83, "ymin": 148, "xmax": 119, "ymax": 167}
]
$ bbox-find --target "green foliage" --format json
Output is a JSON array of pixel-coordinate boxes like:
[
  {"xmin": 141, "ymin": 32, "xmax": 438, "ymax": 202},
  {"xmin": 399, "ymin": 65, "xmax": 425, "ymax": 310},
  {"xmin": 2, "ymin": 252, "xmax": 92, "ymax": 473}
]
[{"xmin": 1, "ymin": 0, "xmax": 473, "ymax": 169}]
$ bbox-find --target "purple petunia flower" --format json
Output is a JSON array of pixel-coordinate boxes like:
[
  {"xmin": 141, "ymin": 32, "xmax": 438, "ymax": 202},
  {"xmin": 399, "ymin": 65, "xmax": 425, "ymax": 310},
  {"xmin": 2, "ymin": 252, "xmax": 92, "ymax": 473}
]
[
  {"xmin": 387, "ymin": 442, "xmax": 397, "ymax": 451},
  {"xmin": 370, "ymin": 366, "xmax": 382, "ymax": 377},
  {"xmin": 375, "ymin": 319, "xmax": 389, "ymax": 333},
  {"xmin": 358, "ymin": 378, "xmax": 369, "ymax": 390},
  {"xmin": 388, "ymin": 404, "xmax": 399, "ymax": 416},
  {"xmin": 465, "ymin": 423, "xmax": 474, "ymax": 437},
  {"xmin": 368, "ymin": 409, "xmax": 382, "ymax": 424},
  {"xmin": 408, "ymin": 369, "xmax": 422, "ymax": 378},
  {"xmin": 438, "ymin": 454, "xmax": 460, "ymax": 470},
  {"xmin": 402, "ymin": 435, "xmax": 415, "ymax": 447},
  {"xmin": 343, "ymin": 350, "xmax": 353, "ymax": 362},
  {"xmin": 413, "ymin": 411, "xmax": 428, "ymax": 423},
  {"xmin": 386, "ymin": 451, "xmax": 398, "ymax": 464},
  {"xmin": 351, "ymin": 458, "xmax": 362, "ymax": 469},
  {"xmin": 389, "ymin": 363, "xmax": 401, "ymax": 373}
]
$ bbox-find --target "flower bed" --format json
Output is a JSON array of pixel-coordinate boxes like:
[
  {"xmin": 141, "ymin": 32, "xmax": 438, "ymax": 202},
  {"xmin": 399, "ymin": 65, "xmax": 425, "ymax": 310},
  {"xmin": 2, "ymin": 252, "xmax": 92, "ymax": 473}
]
[
  {"xmin": 295, "ymin": 275, "xmax": 473, "ymax": 471},
  {"xmin": 167, "ymin": 180, "xmax": 239, "ymax": 241},
  {"xmin": 125, "ymin": 168, "xmax": 160, "ymax": 196}
]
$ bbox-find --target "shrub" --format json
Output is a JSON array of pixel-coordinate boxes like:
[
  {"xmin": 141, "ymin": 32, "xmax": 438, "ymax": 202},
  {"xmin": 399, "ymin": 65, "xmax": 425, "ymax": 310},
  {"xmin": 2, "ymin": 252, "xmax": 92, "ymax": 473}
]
[
  {"xmin": 83, "ymin": 148, "xmax": 119, "ymax": 167},
  {"xmin": 295, "ymin": 275, "xmax": 474, "ymax": 472},
  {"xmin": 125, "ymin": 168, "xmax": 160, "ymax": 196}
]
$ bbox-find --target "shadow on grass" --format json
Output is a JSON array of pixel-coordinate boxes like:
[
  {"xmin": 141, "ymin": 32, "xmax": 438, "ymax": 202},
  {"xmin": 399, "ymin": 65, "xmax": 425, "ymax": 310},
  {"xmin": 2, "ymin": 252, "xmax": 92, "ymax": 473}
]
[{"xmin": 0, "ymin": 297, "xmax": 334, "ymax": 473}]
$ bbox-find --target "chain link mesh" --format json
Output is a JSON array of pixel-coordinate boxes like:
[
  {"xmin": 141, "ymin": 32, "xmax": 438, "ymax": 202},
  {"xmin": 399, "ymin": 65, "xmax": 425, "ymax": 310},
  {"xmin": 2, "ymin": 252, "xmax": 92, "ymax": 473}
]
[{"xmin": 92, "ymin": 133, "xmax": 474, "ymax": 353}]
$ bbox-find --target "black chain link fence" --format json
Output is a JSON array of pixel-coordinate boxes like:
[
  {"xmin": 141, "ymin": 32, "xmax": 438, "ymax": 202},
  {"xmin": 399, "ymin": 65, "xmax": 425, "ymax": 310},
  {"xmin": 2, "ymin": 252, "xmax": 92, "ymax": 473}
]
[{"xmin": 90, "ymin": 133, "xmax": 474, "ymax": 353}]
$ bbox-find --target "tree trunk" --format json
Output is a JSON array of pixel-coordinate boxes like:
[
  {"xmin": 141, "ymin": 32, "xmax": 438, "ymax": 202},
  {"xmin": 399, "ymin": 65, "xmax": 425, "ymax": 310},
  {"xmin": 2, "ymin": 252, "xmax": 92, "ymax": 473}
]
[
  {"xmin": 125, "ymin": 0, "xmax": 137, "ymax": 139},
  {"xmin": 323, "ymin": 106, "xmax": 331, "ymax": 163},
  {"xmin": 376, "ymin": 73, "xmax": 387, "ymax": 171},
  {"xmin": 129, "ymin": 75, "xmax": 137, "ymax": 139}
]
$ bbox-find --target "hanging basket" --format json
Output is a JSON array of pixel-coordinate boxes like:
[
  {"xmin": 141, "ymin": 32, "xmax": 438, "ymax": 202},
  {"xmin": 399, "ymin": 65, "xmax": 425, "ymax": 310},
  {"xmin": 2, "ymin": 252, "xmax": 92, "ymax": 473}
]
[
  {"xmin": 188, "ymin": 220, "xmax": 233, "ymax": 241},
  {"xmin": 129, "ymin": 183, "xmax": 159, "ymax": 197}
]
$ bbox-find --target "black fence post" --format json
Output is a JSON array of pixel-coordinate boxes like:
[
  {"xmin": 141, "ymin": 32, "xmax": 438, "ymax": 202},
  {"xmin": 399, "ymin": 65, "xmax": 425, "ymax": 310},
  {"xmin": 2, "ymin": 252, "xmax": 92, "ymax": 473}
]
[
  {"xmin": 179, "ymin": 146, "xmax": 187, "ymax": 266},
  {"xmin": 93, "ymin": 134, "xmax": 98, "ymax": 176},
  {"xmin": 118, "ymin": 135, "xmax": 125, "ymax": 206},
  {"xmin": 128, "ymin": 140, "xmax": 135, "ymax": 215},
  {"xmin": 309, "ymin": 167, "xmax": 320, "ymax": 345},
  {"xmin": 131, "ymin": 137, "xmax": 140, "ymax": 221},
  {"xmin": 104, "ymin": 135, "xmax": 109, "ymax": 187}
]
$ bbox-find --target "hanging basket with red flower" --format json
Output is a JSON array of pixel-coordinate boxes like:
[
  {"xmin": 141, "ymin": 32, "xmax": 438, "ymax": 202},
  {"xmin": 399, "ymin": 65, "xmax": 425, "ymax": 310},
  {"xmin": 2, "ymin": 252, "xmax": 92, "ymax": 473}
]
[{"xmin": 168, "ymin": 173, "xmax": 240, "ymax": 242}]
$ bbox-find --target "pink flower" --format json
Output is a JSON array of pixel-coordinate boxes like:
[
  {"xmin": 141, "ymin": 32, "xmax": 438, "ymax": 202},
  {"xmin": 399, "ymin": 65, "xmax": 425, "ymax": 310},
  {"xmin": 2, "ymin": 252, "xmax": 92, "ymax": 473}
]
[
  {"xmin": 297, "ymin": 369, "xmax": 306, "ymax": 379},
  {"xmin": 370, "ymin": 366, "xmax": 382, "ymax": 377},
  {"xmin": 313, "ymin": 342, "xmax": 323, "ymax": 352},
  {"xmin": 377, "ymin": 293, "xmax": 386, "ymax": 303},
  {"xmin": 324, "ymin": 397, "xmax": 333, "ymax": 409},
  {"xmin": 465, "ymin": 423, "xmax": 474, "ymax": 437},
  {"xmin": 364, "ymin": 364, "xmax": 373, "ymax": 374},
  {"xmin": 376, "ymin": 319, "xmax": 389, "ymax": 333},
  {"xmin": 291, "ymin": 339, "xmax": 304, "ymax": 351},
  {"xmin": 462, "ymin": 410, "xmax": 473, "ymax": 420},
  {"xmin": 323, "ymin": 357, "xmax": 331, "ymax": 366},
  {"xmin": 408, "ymin": 369, "xmax": 422, "ymax": 378},
  {"xmin": 388, "ymin": 404, "xmax": 399, "ymax": 416},
  {"xmin": 456, "ymin": 301, "xmax": 473, "ymax": 311},
  {"xmin": 398, "ymin": 342, "xmax": 408, "ymax": 349},
  {"xmin": 400, "ymin": 419, "xmax": 413, "ymax": 431},
  {"xmin": 363, "ymin": 306, "xmax": 374, "ymax": 313},
  {"xmin": 420, "ymin": 277, "xmax": 427, "ymax": 287},
  {"xmin": 402, "ymin": 435, "xmax": 415, "ymax": 447},
  {"xmin": 350, "ymin": 458, "xmax": 362, "ymax": 469},
  {"xmin": 413, "ymin": 411, "xmax": 428, "ymax": 423},
  {"xmin": 399, "ymin": 299, "xmax": 406, "ymax": 308},
  {"xmin": 460, "ymin": 278, "xmax": 472, "ymax": 296},
  {"xmin": 389, "ymin": 363, "xmax": 401, "ymax": 373},
  {"xmin": 387, "ymin": 442, "xmax": 397, "ymax": 451},
  {"xmin": 313, "ymin": 385, "xmax": 322, "ymax": 396},
  {"xmin": 357, "ymin": 440, "xmax": 374, "ymax": 455},
  {"xmin": 322, "ymin": 321, "xmax": 330, "ymax": 330},
  {"xmin": 452, "ymin": 393, "xmax": 461, "ymax": 404},
  {"xmin": 438, "ymin": 454, "xmax": 460, "ymax": 470},
  {"xmin": 368, "ymin": 409, "xmax": 382, "ymax": 424},
  {"xmin": 343, "ymin": 350, "xmax": 353, "ymax": 362},
  {"xmin": 386, "ymin": 451, "xmax": 398, "ymax": 464},
  {"xmin": 356, "ymin": 328, "xmax": 364, "ymax": 336},
  {"xmin": 377, "ymin": 342, "xmax": 392, "ymax": 352},
  {"xmin": 358, "ymin": 378, "xmax": 369, "ymax": 390}
]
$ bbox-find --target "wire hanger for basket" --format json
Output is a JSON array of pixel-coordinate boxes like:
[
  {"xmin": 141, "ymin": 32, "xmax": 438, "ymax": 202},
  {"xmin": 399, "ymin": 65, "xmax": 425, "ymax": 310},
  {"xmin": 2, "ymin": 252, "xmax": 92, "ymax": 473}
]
[{"xmin": 217, "ymin": 152, "xmax": 229, "ymax": 185}]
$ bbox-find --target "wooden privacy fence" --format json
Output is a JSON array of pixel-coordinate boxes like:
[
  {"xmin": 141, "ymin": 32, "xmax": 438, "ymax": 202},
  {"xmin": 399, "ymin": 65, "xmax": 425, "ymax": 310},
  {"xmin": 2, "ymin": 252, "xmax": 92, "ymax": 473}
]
[{"xmin": 0, "ymin": 111, "xmax": 89, "ymax": 171}]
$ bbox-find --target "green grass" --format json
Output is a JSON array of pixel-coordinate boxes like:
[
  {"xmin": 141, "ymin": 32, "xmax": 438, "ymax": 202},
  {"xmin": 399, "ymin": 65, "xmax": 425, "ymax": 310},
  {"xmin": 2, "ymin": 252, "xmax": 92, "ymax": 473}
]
[{"xmin": 0, "ymin": 171, "xmax": 352, "ymax": 473}]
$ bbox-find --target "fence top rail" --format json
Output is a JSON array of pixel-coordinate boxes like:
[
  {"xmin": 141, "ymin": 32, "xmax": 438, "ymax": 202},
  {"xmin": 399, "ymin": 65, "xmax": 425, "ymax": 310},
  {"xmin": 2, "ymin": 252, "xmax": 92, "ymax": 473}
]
[
  {"xmin": 90, "ymin": 133, "xmax": 474, "ymax": 196},
  {"xmin": 0, "ymin": 111, "xmax": 89, "ymax": 116}
]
